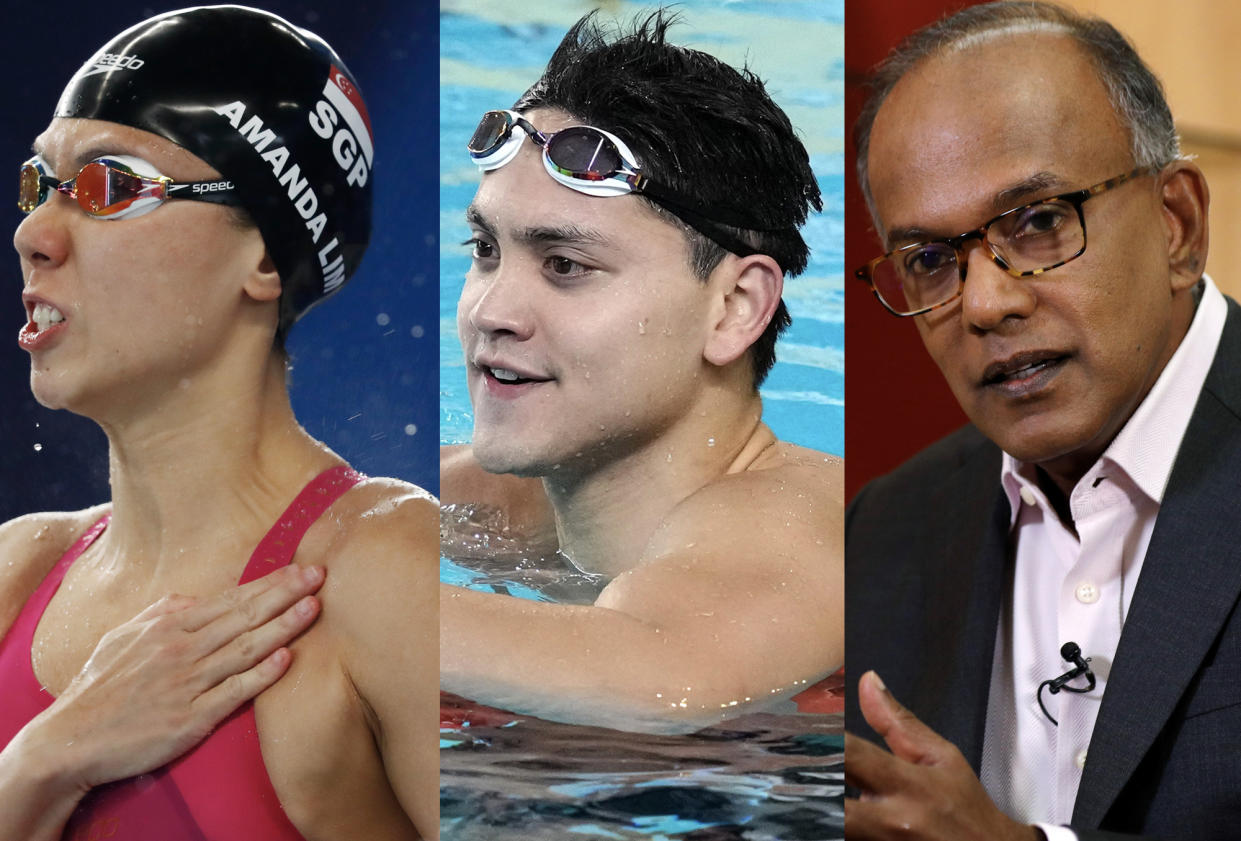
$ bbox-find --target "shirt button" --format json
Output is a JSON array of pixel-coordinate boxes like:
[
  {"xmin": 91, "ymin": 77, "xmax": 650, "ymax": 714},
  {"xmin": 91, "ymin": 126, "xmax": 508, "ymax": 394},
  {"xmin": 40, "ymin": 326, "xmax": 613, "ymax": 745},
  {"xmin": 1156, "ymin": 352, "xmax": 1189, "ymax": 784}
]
[
  {"xmin": 1075, "ymin": 581, "xmax": 1099, "ymax": 604},
  {"xmin": 1075, "ymin": 749, "xmax": 1088, "ymax": 769},
  {"xmin": 1019, "ymin": 486, "xmax": 1038, "ymax": 507}
]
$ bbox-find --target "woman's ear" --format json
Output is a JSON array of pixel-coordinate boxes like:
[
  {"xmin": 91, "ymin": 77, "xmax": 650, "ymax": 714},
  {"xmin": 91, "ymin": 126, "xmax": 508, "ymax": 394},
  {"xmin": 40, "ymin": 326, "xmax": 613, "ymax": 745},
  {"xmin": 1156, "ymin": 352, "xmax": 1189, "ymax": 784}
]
[
  {"xmin": 703, "ymin": 253, "xmax": 784, "ymax": 367},
  {"xmin": 243, "ymin": 250, "xmax": 282, "ymax": 303}
]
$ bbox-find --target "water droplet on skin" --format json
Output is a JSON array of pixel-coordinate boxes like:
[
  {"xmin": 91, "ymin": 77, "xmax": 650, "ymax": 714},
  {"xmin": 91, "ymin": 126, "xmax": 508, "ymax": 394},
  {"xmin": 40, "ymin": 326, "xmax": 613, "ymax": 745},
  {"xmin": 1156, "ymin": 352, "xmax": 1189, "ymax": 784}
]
[
  {"xmin": 637, "ymin": 320, "xmax": 647, "ymax": 335},
  {"xmin": 33, "ymin": 443, "xmax": 42, "ymax": 452},
  {"xmin": 666, "ymin": 452, "xmax": 673, "ymax": 463},
  {"xmin": 707, "ymin": 438, "xmax": 716, "ymax": 447}
]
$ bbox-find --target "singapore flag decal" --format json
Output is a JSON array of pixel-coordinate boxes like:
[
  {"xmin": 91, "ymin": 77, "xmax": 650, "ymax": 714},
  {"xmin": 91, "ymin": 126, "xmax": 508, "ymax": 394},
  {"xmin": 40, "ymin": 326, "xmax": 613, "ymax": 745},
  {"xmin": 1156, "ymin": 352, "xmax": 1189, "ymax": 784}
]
[{"xmin": 323, "ymin": 66, "xmax": 373, "ymax": 171}]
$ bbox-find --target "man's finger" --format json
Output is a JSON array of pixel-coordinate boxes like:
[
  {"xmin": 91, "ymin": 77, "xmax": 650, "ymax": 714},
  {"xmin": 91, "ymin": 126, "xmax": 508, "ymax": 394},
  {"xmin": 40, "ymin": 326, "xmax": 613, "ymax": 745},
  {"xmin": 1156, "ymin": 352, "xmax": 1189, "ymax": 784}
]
[
  {"xmin": 845, "ymin": 731, "xmax": 914, "ymax": 796},
  {"xmin": 858, "ymin": 670, "xmax": 956, "ymax": 766}
]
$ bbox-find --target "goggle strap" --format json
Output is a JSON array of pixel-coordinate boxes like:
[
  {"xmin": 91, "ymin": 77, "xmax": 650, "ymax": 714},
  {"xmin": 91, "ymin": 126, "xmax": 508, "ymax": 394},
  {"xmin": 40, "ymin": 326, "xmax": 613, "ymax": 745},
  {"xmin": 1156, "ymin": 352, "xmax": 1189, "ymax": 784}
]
[
  {"xmin": 171, "ymin": 183, "xmax": 243, "ymax": 206},
  {"xmin": 637, "ymin": 178, "xmax": 785, "ymax": 233},
  {"xmin": 641, "ymin": 191, "xmax": 762, "ymax": 258}
]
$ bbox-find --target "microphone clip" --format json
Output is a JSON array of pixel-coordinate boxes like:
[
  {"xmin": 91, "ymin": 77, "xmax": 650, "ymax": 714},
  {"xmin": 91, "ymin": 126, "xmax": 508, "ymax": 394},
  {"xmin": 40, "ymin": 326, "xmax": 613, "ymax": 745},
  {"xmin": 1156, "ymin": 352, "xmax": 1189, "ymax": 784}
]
[{"xmin": 1037, "ymin": 641, "xmax": 1096, "ymax": 726}]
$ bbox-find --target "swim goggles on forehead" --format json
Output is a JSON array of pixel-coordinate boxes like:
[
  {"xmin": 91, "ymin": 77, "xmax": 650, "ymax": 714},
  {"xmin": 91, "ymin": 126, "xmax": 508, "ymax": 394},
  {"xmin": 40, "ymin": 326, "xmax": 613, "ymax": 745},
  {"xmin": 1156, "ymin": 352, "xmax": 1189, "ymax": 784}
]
[
  {"xmin": 467, "ymin": 109, "xmax": 766, "ymax": 256},
  {"xmin": 18, "ymin": 155, "xmax": 242, "ymax": 220}
]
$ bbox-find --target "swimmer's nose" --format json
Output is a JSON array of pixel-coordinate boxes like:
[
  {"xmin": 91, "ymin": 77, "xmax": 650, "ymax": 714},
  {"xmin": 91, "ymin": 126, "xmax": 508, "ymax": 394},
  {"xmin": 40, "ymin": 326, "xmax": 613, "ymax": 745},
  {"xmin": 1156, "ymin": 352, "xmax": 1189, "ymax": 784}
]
[
  {"xmin": 14, "ymin": 197, "xmax": 71, "ymax": 274},
  {"xmin": 463, "ymin": 269, "xmax": 535, "ymax": 341}
]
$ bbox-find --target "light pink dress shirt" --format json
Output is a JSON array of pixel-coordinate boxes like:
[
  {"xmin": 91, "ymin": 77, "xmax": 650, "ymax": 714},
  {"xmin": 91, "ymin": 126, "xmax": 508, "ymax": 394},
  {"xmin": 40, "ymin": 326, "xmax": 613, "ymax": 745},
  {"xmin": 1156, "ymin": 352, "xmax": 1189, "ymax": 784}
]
[{"xmin": 978, "ymin": 278, "xmax": 1227, "ymax": 839}]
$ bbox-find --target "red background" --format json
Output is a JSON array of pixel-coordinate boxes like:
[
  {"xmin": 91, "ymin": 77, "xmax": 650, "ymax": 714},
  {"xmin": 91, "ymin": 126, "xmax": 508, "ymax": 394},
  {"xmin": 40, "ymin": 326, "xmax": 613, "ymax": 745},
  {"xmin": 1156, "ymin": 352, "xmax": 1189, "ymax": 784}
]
[{"xmin": 843, "ymin": 0, "xmax": 983, "ymax": 501}]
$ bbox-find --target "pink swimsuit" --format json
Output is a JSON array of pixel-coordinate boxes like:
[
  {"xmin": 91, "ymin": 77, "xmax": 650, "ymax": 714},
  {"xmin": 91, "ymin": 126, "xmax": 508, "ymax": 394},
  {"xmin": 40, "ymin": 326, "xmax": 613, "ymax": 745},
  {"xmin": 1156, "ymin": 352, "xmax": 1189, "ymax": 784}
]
[{"xmin": 0, "ymin": 465, "xmax": 363, "ymax": 840}]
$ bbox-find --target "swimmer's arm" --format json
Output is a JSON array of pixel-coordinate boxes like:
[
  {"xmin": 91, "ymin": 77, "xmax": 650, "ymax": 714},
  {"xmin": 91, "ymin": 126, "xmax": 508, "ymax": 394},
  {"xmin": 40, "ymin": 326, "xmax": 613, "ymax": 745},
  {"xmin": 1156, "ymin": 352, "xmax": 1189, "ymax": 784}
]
[
  {"xmin": 334, "ymin": 489, "xmax": 440, "ymax": 840},
  {"xmin": 440, "ymin": 445, "xmax": 557, "ymax": 545},
  {"xmin": 0, "ymin": 722, "xmax": 87, "ymax": 841},
  {"xmin": 440, "ymin": 461, "xmax": 843, "ymax": 733}
]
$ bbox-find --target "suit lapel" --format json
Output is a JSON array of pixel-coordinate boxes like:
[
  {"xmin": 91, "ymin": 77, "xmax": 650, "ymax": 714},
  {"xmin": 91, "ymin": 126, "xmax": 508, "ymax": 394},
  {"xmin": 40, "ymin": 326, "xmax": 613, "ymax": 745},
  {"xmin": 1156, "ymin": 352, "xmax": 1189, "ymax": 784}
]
[
  {"xmin": 915, "ymin": 442, "xmax": 1009, "ymax": 770},
  {"xmin": 1073, "ymin": 300, "xmax": 1241, "ymax": 826}
]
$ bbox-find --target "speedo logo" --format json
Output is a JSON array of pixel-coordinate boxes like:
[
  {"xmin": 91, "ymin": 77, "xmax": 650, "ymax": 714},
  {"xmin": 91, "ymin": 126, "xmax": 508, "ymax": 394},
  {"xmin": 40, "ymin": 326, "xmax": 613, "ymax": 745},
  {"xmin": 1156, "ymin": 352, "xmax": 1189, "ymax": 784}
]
[
  {"xmin": 80, "ymin": 53, "xmax": 144, "ymax": 77},
  {"xmin": 191, "ymin": 181, "xmax": 233, "ymax": 194},
  {"xmin": 169, "ymin": 181, "xmax": 234, "ymax": 194},
  {"xmin": 213, "ymin": 100, "xmax": 347, "ymax": 294}
]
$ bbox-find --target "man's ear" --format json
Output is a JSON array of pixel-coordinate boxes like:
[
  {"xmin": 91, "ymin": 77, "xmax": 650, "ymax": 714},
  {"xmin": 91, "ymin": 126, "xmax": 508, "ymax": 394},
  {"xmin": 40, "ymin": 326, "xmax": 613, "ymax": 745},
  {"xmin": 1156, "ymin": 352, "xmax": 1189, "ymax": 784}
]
[
  {"xmin": 1159, "ymin": 160, "xmax": 1210, "ymax": 291},
  {"xmin": 703, "ymin": 253, "xmax": 784, "ymax": 367},
  {"xmin": 243, "ymin": 250, "xmax": 283, "ymax": 303}
]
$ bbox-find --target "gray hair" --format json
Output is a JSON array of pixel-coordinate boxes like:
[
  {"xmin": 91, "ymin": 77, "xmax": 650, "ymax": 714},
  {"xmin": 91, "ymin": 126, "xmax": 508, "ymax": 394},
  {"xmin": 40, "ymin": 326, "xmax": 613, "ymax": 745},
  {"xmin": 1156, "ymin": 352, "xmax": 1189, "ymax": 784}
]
[{"xmin": 855, "ymin": 1, "xmax": 1180, "ymax": 236}]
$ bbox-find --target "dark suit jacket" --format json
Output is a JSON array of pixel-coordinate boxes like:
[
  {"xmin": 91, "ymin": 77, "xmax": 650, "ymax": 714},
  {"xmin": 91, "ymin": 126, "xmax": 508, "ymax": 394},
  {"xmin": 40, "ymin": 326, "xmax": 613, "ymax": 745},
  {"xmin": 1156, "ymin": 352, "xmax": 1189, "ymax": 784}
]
[{"xmin": 846, "ymin": 298, "xmax": 1241, "ymax": 840}]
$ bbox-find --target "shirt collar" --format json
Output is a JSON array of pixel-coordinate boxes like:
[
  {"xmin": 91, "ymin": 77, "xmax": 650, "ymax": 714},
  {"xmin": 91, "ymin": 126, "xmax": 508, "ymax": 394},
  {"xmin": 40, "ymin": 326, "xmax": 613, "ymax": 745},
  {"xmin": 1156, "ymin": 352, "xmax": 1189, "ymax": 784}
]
[{"xmin": 1001, "ymin": 276, "xmax": 1228, "ymax": 527}]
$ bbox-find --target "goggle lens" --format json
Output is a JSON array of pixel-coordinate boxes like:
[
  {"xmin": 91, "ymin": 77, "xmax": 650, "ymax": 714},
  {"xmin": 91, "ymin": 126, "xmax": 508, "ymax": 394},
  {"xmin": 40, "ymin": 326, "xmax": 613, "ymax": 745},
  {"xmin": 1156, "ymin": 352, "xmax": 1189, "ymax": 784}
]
[
  {"xmin": 464, "ymin": 108, "xmax": 765, "ymax": 256},
  {"xmin": 74, "ymin": 161, "xmax": 158, "ymax": 215},
  {"xmin": 545, "ymin": 127, "xmax": 623, "ymax": 181},
  {"xmin": 468, "ymin": 111, "xmax": 514, "ymax": 157},
  {"xmin": 18, "ymin": 162, "xmax": 44, "ymax": 213},
  {"xmin": 15, "ymin": 155, "xmax": 239, "ymax": 220}
]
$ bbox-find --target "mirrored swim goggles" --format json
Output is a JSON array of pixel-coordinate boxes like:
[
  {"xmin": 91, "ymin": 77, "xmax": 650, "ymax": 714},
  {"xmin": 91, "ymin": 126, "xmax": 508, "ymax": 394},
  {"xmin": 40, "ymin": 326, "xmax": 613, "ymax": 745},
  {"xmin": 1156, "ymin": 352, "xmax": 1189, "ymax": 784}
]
[
  {"xmin": 19, "ymin": 155, "xmax": 242, "ymax": 220},
  {"xmin": 468, "ymin": 109, "xmax": 769, "ymax": 256}
]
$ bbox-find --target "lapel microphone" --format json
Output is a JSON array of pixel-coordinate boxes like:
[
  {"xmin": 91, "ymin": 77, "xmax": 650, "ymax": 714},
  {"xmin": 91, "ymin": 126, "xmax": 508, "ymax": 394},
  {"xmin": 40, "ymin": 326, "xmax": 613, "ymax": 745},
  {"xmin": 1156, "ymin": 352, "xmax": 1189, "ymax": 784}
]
[{"xmin": 1037, "ymin": 641, "xmax": 1096, "ymax": 726}]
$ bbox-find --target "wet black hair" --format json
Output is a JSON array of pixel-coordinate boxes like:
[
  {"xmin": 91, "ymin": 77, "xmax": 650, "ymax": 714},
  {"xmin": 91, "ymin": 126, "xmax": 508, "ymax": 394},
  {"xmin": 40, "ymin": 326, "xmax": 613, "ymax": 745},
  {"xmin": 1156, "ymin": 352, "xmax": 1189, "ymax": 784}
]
[{"xmin": 514, "ymin": 10, "xmax": 822, "ymax": 387}]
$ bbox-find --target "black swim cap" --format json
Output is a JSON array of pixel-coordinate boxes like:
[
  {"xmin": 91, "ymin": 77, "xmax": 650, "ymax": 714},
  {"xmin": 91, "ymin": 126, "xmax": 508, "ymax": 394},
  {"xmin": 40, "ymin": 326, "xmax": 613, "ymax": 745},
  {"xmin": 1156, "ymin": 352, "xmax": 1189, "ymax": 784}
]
[{"xmin": 54, "ymin": 5, "xmax": 373, "ymax": 334}]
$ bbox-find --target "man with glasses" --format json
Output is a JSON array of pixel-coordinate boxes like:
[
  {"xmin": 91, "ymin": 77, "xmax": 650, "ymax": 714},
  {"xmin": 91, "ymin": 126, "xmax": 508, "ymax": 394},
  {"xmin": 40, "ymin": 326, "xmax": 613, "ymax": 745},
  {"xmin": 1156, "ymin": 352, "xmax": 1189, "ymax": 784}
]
[
  {"xmin": 440, "ymin": 11, "xmax": 842, "ymax": 733},
  {"xmin": 846, "ymin": 2, "xmax": 1237, "ymax": 840}
]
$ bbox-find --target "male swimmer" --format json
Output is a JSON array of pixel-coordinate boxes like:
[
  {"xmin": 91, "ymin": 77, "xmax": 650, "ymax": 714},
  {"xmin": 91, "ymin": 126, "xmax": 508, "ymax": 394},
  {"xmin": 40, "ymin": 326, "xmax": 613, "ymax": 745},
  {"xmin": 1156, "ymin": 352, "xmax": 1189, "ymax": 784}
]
[
  {"xmin": 0, "ymin": 8, "xmax": 436, "ymax": 840},
  {"xmin": 441, "ymin": 11, "xmax": 843, "ymax": 734}
]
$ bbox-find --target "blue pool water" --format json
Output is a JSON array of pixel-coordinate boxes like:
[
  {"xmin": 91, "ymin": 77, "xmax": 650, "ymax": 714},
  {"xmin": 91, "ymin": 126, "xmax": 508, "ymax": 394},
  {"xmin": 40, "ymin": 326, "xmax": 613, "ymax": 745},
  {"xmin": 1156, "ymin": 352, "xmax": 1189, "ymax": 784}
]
[{"xmin": 440, "ymin": 3, "xmax": 844, "ymax": 839}]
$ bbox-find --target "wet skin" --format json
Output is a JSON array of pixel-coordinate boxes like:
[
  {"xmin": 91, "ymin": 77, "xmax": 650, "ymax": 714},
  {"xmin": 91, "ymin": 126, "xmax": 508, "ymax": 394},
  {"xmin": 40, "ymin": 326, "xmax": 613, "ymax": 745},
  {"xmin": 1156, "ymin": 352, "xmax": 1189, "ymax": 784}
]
[
  {"xmin": 459, "ymin": 108, "xmax": 733, "ymax": 481},
  {"xmin": 443, "ymin": 109, "xmax": 843, "ymax": 733},
  {"xmin": 7, "ymin": 118, "xmax": 437, "ymax": 839}
]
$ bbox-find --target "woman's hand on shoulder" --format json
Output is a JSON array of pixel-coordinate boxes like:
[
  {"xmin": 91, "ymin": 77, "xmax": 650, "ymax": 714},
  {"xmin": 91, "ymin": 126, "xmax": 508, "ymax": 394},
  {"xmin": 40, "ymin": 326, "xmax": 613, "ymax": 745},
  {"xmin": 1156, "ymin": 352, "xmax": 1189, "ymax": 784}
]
[{"xmin": 20, "ymin": 562, "xmax": 328, "ymax": 791}]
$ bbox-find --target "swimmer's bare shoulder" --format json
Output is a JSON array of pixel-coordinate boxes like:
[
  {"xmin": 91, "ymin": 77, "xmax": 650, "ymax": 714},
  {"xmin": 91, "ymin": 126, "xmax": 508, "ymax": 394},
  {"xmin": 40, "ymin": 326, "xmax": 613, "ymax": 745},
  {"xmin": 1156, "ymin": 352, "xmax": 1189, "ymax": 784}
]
[
  {"xmin": 599, "ymin": 441, "xmax": 844, "ymax": 691},
  {"xmin": 440, "ymin": 444, "xmax": 555, "ymax": 542},
  {"xmin": 0, "ymin": 505, "xmax": 110, "ymax": 640},
  {"xmin": 261, "ymin": 477, "xmax": 438, "ymax": 841}
]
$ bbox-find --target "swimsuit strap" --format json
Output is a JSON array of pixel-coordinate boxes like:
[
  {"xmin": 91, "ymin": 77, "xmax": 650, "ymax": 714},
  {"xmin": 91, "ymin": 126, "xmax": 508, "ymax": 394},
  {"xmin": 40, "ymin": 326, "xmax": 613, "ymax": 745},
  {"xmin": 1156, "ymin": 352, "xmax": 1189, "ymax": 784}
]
[
  {"xmin": 0, "ymin": 514, "xmax": 110, "ymax": 710},
  {"xmin": 34, "ymin": 513, "xmax": 111, "ymax": 610},
  {"xmin": 239, "ymin": 465, "xmax": 365, "ymax": 584}
]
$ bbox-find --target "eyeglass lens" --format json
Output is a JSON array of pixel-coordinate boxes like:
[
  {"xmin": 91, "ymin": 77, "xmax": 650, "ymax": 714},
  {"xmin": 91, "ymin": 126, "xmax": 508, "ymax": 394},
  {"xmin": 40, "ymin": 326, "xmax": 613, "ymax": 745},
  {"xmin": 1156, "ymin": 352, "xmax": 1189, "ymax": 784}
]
[{"xmin": 871, "ymin": 197, "xmax": 1084, "ymax": 314}]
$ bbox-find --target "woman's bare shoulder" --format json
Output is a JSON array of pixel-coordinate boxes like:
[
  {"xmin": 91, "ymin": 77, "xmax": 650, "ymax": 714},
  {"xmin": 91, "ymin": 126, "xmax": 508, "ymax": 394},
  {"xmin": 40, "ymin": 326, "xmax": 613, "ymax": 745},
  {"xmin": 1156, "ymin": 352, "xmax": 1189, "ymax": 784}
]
[
  {"xmin": 0, "ymin": 505, "xmax": 111, "ymax": 635},
  {"xmin": 300, "ymin": 476, "xmax": 438, "ymax": 585}
]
